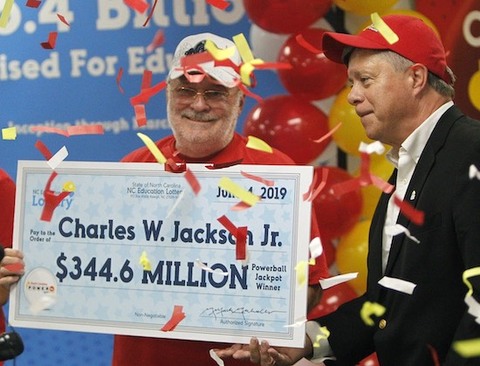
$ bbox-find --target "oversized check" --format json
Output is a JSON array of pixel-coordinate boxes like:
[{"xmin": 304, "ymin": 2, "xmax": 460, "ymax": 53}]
[{"xmin": 10, "ymin": 160, "xmax": 313, "ymax": 347}]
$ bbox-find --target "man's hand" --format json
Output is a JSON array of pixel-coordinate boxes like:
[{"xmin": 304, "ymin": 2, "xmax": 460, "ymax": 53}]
[{"xmin": 214, "ymin": 337, "xmax": 312, "ymax": 365}]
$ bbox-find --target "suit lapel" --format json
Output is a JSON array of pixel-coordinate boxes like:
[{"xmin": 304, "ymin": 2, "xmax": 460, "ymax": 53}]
[{"xmin": 384, "ymin": 106, "xmax": 463, "ymax": 275}]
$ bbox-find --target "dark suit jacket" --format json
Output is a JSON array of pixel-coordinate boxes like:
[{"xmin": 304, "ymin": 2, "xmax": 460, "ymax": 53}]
[{"xmin": 319, "ymin": 106, "xmax": 480, "ymax": 365}]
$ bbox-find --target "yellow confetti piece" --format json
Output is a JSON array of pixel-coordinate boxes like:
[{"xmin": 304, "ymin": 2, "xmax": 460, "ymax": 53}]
[
  {"xmin": 218, "ymin": 177, "xmax": 260, "ymax": 207},
  {"xmin": 294, "ymin": 260, "xmax": 309, "ymax": 287},
  {"xmin": 463, "ymin": 267, "xmax": 480, "ymax": 297},
  {"xmin": 239, "ymin": 58, "xmax": 264, "ymax": 86},
  {"xmin": 62, "ymin": 181, "xmax": 76, "ymax": 192},
  {"xmin": 139, "ymin": 250, "xmax": 152, "ymax": 271},
  {"xmin": 360, "ymin": 301, "xmax": 386, "ymax": 326},
  {"xmin": 371, "ymin": 12, "xmax": 399, "ymax": 45},
  {"xmin": 1, "ymin": 126, "xmax": 16, "ymax": 140},
  {"xmin": 0, "ymin": 0, "xmax": 14, "ymax": 28},
  {"xmin": 453, "ymin": 338, "xmax": 480, "ymax": 358},
  {"xmin": 233, "ymin": 33, "xmax": 254, "ymax": 63},
  {"xmin": 137, "ymin": 132, "xmax": 166, "ymax": 164},
  {"xmin": 246, "ymin": 136, "xmax": 273, "ymax": 153},
  {"xmin": 205, "ymin": 39, "xmax": 236, "ymax": 61},
  {"xmin": 313, "ymin": 326, "xmax": 331, "ymax": 347}
]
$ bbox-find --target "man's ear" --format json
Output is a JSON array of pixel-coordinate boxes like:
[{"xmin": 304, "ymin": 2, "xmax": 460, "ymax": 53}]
[{"xmin": 410, "ymin": 63, "xmax": 429, "ymax": 92}]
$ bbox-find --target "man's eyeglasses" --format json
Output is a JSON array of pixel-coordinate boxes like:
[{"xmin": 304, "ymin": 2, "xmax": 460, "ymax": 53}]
[{"xmin": 173, "ymin": 86, "xmax": 230, "ymax": 103}]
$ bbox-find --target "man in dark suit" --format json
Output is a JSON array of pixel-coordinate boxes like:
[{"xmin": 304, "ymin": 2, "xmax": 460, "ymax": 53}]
[{"xmin": 216, "ymin": 14, "xmax": 480, "ymax": 366}]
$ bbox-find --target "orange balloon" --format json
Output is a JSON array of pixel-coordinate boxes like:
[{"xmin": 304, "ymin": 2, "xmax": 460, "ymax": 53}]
[
  {"xmin": 329, "ymin": 87, "xmax": 373, "ymax": 156},
  {"xmin": 360, "ymin": 185, "xmax": 382, "ymax": 220},
  {"xmin": 335, "ymin": 220, "xmax": 370, "ymax": 294},
  {"xmin": 333, "ymin": 0, "xmax": 398, "ymax": 15}
]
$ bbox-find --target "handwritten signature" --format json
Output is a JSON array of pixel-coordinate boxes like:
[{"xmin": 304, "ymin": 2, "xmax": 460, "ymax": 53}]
[{"xmin": 200, "ymin": 306, "xmax": 286, "ymax": 321}]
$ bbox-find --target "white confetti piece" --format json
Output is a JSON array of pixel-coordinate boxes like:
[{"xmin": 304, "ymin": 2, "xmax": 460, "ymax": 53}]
[
  {"xmin": 378, "ymin": 276, "xmax": 416, "ymax": 295},
  {"xmin": 319, "ymin": 272, "xmax": 358, "ymax": 290}
]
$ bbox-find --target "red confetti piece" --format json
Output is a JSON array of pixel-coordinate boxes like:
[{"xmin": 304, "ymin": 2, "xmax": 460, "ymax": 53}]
[
  {"xmin": 303, "ymin": 170, "xmax": 319, "ymax": 201},
  {"xmin": 130, "ymin": 80, "xmax": 166, "ymax": 106},
  {"xmin": 235, "ymin": 226, "xmax": 247, "ymax": 260},
  {"xmin": 206, "ymin": 0, "xmax": 230, "ymax": 10},
  {"xmin": 161, "ymin": 305, "xmax": 186, "ymax": 331},
  {"xmin": 26, "ymin": 0, "xmax": 41, "ymax": 8},
  {"xmin": 41, "ymin": 172, "xmax": 71, "ymax": 222},
  {"xmin": 67, "ymin": 125, "xmax": 104, "ymax": 136},
  {"xmin": 57, "ymin": 13, "xmax": 70, "ymax": 26},
  {"xmin": 3, "ymin": 263, "xmax": 24, "ymax": 273},
  {"xmin": 123, "ymin": 0, "xmax": 149, "ymax": 13},
  {"xmin": 308, "ymin": 167, "xmax": 329, "ymax": 202},
  {"xmin": 34, "ymin": 140, "xmax": 53, "ymax": 160},
  {"xmin": 217, "ymin": 215, "xmax": 248, "ymax": 260},
  {"xmin": 427, "ymin": 344, "xmax": 441, "ymax": 366},
  {"xmin": 146, "ymin": 29, "xmax": 165, "ymax": 53},
  {"xmin": 230, "ymin": 201, "xmax": 252, "ymax": 211},
  {"xmin": 116, "ymin": 67, "xmax": 124, "ymax": 94},
  {"xmin": 40, "ymin": 31, "xmax": 58, "ymax": 49},
  {"xmin": 295, "ymin": 34, "xmax": 322, "ymax": 54},
  {"xmin": 313, "ymin": 122, "xmax": 342, "ymax": 144},
  {"xmin": 237, "ymin": 82, "xmax": 262, "ymax": 103},
  {"xmin": 253, "ymin": 62, "xmax": 292, "ymax": 70},
  {"xmin": 330, "ymin": 178, "xmax": 362, "ymax": 197},
  {"xmin": 184, "ymin": 168, "xmax": 201, "ymax": 195},
  {"xmin": 164, "ymin": 158, "xmax": 186, "ymax": 173},
  {"xmin": 142, "ymin": 0, "xmax": 158, "ymax": 27},
  {"xmin": 393, "ymin": 195, "xmax": 425, "ymax": 226},
  {"xmin": 134, "ymin": 104, "xmax": 147, "ymax": 127},
  {"xmin": 31, "ymin": 126, "xmax": 68, "ymax": 136},
  {"xmin": 180, "ymin": 52, "xmax": 214, "ymax": 68},
  {"xmin": 141, "ymin": 69, "xmax": 153, "ymax": 89},
  {"xmin": 240, "ymin": 171, "xmax": 274, "ymax": 187}
]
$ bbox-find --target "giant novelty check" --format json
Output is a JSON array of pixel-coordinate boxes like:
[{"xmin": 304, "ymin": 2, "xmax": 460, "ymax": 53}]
[{"xmin": 10, "ymin": 161, "xmax": 313, "ymax": 347}]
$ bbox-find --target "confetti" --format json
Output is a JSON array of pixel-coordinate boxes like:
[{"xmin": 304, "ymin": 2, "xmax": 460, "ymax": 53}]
[
  {"xmin": 134, "ymin": 104, "xmax": 147, "ymax": 127},
  {"xmin": 313, "ymin": 326, "xmax": 330, "ymax": 347},
  {"xmin": 358, "ymin": 141, "xmax": 386, "ymax": 155},
  {"xmin": 240, "ymin": 171, "xmax": 274, "ymax": 187},
  {"xmin": 209, "ymin": 349, "xmax": 225, "ymax": 366},
  {"xmin": 469, "ymin": 164, "xmax": 480, "ymax": 180},
  {"xmin": 464, "ymin": 295, "xmax": 480, "ymax": 323},
  {"xmin": 26, "ymin": 0, "xmax": 41, "ymax": 8},
  {"xmin": 206, "ymin": 0, "xmax": 230, "ymax": 10},
  {"xmin": 195, "ymin": 259, "xmax": 229, "ymax": 276},
  {"xmin": 384, "ymin": 224, "xmax": 420, "ymax": 244},
  {"xmin": 35, "ymin": 140, "xmax": 53, "ymax": 160},
  {"xmin": 295, "ymin": 34, "xmax": 322, "ymax": 54},
  {"xmin": 57, "ymin": 13, "xmax": 70, "ymax": 26},
  {"xmin": 313, "ymin": 122, "xmax": 341, "ymax": 144},
  {"xmin": 360, "ymin": 301, "xmax": 386, "ymax": 326},
  {"xmin": 453, "ymin": 338, "xmax": 480, "ymax": 358},
  {"xmin": 2, "ymin": 126, "xmax": 16, "ymax": 140},
  {"xmin": 123, "ymin": 0, "xmax": 149, "ymax": 13},
  {"xmin": 393, "ymin": 195, "xmax": 425, "ymax": 225},
  {"xmin": 142, "ymin": 0, "xmax": 158, "ymax": 27},
  {"xmin": 319, "ymin": 273, "xmax": 358, "ymax": 290},
  {"xmin": 47, "ymin": 146, "xmax": 68, "ymax": 170},
  {"xmin": 3, "ymin": 263, "xmax": 25, "ymax": 273},
  {"xmin": 146, "ymin": 29, "xmax": 165, "ymax": 53},
  {"xmin": 29, "ymin": 294, "xmax": 57, "ymax": 315},
  {"xmin": 130, "ymin": 80, "xmax": 166, "ymax": 106},
  {"xmin": 161, "ymin": 305, "xmax": 186, "ymax": 331},
  {"xmin": 463, "ymin": 267, "xmax": 480, "ymax": 297},
  {"xmin": 246, "ymin": 136, "xmax": 272, "ymax": 153},
  {"xmin": 41, "ymin": 172, "xmax": 72, "ymax": 222},
  {"xmin": 218, "ymin": 176, "xmax": 260, "ymax": 207},
  {"xmin": 378, "ymin": 276, "xmax": 417, "ymax": 295},
  {"xmin": 309, "ymin": 237, "xmax": 323, "ymax": 259},
  {"xmin": 307, "ymin": 167, "xmax": 329, "ymax": 202},
  {"xmin": 62, "ymin": 181, "xmax": 76, "ymax": 192},
  {"xmin": 139, "ymin": 251, "xmax": 152, "ymax": 271},
  {"xmin": 116, "ymin": 67, "xmax": 125, "ymax": 94},
  {"xmin": 136, "ymin": 132, "xmax": 167, "ymax": 163},
  {"xmin": 184, "ymin": 168, "xmax": 201, "ymax": 195},
  {"xmin": 217, "ymin": 215, "xmax": 248, "ymax": 260},
  {"xmin": 371, "ymin": 12, "xmax": 399, "ymax": 44},
  {"xmin": 283, "ymin": 316, "xmax": 307, "ymax": 328},
  {"xmin": 41, "ymin": 31, "xmax": 58, "ymax": 49},
  {"xmin": 0, "ymin": 0, "xmax": 14, "ymax": 28},
  {"xmin": 205, "ymin": 39, "xmax": 237, "ymax": 61}
]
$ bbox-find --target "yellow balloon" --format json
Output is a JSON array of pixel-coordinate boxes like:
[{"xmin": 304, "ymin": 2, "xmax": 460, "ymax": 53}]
[
  {"xmin": 360, "ymin": 185, "xmax": 382, "ymax": 220},
  {"xmin": 335, "ymin": 220, "xmax": 371, "ymax": 294},
  {"xmin": 329, "ymin": 87, "xmax": 373, "ymax": 156},
  {"xmin": 468, "ymin": 68, "xmax": 480, "ymax": 112},
  {"xmin": 333, "ymin": 0, "xmax": 398, "ymax": 16},
  {"xmin": 356, "ymin": 9, "xmax": 440, "ymax": 37}
]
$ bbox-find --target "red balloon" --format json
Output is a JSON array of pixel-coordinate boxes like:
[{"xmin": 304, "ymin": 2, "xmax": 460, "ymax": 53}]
[
  {"xmin": 323, "ymin": 237, "xmax": 336, "ymax": 267},
  {"xmin": 243, "ymin": 0, "xmax": 332, "ymax": 34},
  {"xmin": 312, "ymin": 166, "xmax": 363, "ymax": 239},
  {"xmin": 278, "ymin": 28, "xmax": 348, "ymax": 100},
  {"xmin": 243, "ymin": 95, "xmax": 331, "ymax": 164},
  {"xmin": 307, "ymin": 281, "xmax": 358, "ymax": 319}
]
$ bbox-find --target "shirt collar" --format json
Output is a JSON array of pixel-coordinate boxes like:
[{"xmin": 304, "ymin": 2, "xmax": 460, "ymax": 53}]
[{"xmin": 386, "ymin": 101, "xmax": 453, "ymax": 168}]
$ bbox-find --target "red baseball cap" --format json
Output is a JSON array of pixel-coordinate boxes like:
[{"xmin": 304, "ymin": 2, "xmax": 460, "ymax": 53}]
[{"xmin": 321, "ymin": 15, "xmax": 452, "ymax": 84}]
